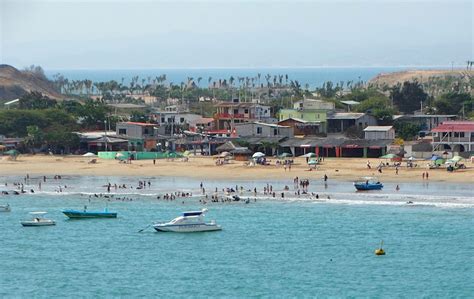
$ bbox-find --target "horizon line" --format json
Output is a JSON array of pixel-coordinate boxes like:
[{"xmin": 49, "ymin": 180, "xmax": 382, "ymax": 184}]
[{"xmin": 44, "ymin": 64, "xmax": 459, "ymax": 72}]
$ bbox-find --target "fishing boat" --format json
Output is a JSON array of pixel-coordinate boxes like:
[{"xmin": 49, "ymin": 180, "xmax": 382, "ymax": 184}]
[
  {"xmin": 62, "ymin": 206, "xmax": 117, "ymax": 219},
  {"xmin": 0, "ymin": 204, "xmax": 11, "ymax": 212},
  {"xmin": 153, "ymin": 208, "xmax": 221, "ymax": 232},
  {"xmin": 354, "ymin": 177, "xmax": 383, "ymax": 191},
  {"xmin": 21, "ymin": 212, "xmax": 56, "ymax": 227}
]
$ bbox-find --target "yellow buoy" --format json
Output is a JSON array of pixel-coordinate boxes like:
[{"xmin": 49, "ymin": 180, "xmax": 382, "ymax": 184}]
[{"xmin": 375, "ymin": 240, "xmax": 386, "ymax": 255}]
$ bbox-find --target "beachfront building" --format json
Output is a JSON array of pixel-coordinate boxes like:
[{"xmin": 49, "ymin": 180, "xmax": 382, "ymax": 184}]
[
  {"xmin": 76, "ymin": 131, "xmax": 128, "ymax": 152},
  {"xmin": 327, "ymin": 112, "xmax": 378, "ymax": 134},
  {"xmin": 188, "ymin": 117, "xmax": 215, "ymax": 133},
  {"xmin": 278, "ymin": 99, "xmax": 334, "ymax": 134},
  {"xmin": 431, "ymin": 121, "xmax": 474, "ymax": 153},
  {"xmin": 279, "ymin": 137, "xmax": 391, "ymax": 158},
  {"xmin": 214, "ymin": 99, "xmax": 273, "ymax": 130},
  {"xmin": 363, "ymin": 126, "xmax": 395, "ymax": 140},
  {"xmin": 278, "ymin": 117, "xmax": 323, "ymax": 136},
  {"xmin": 116, "ymin": 122, "xmax": 159, "ymax": 151},
  {"xmin": 234, "ymin": 122, "xmax": 294, "ymax": 138}
]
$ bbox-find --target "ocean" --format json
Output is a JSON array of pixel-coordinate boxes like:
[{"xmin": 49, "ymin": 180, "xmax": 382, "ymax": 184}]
[
  {"xmin": 0, "ymin": 175, "xmax": 473, "ymax": 297},
  {"xmin": 45, "ymin": 66, "xmax": 448, "ymax": 88}
]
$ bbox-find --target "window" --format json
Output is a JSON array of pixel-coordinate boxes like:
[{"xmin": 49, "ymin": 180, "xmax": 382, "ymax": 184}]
[
  {"xmin": 118, "ymin": 128, "xmax": 127, "ymax": 135},
  {"xmin": 274, "ymin": 128, "xmax": 278, "ymax": 136},
  {"xmin": 161, "ymin": 117, "xmax": 165, "ymax": 123},
  {"xmin": 257, "ymin": 127, "xmax": 262, "ymax": 134},
  {"xmin": 233, "ymin": 109, "xmax": 239, "ymax": 115},
  {"xmin": 244, "ymin": 109, "xmax": 249, "ymax": 114},
  {"xmin": 180, "ymin": 117, "xmax": 185, "ymax": 123}
]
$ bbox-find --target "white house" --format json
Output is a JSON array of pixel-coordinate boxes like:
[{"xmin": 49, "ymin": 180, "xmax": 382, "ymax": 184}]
[{"xmin": 364, "ymin": 126, "xmax": 395, "ymax": 140}]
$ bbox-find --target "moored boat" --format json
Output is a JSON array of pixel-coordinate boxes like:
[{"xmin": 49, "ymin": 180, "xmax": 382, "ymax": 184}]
[
  {"xmin": 153, "ymin": 208, "xmax": 221, "ymax": 232},
  {"xmin": 21, "ymin": 212, "xmax": 56, "ymax": 227},
  {"xmin": 354, "ymin": 177, "xmax": 383, "ymax": 191},
  {"xmin": 0, "ymin": 204, "xmax": 11, "ymax": 212},
  {"xmin": 62, "ymin": 206, "xmax": 117, "ymax": 219}
]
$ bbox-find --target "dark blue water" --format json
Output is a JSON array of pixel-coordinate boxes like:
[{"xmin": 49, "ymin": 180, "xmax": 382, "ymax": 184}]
[
  {"xmin": 45, "ymin": 66, "xmax": 449, "ymax": 88},
  {"xmin": 1, "ymin": 176, "xmax": 472, "ymax": 297}
]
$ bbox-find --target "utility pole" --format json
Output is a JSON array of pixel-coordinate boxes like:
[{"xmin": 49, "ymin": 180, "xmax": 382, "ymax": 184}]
[{"xmin": 104, "ymin": 119, "xmax": 108, "ymax": 152}]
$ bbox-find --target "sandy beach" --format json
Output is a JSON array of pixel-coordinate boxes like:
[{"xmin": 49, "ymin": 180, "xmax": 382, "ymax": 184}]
[{"xmin": 0, "ymin": 155, "xmax": 472, "ymax": 183}]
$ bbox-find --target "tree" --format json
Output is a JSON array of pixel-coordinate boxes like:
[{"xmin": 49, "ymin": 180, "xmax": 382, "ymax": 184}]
[
  {"xmin": 394, "ymin": 122, "xmax": 421, "ymax": 140},
  {"xmin": 434, "ymin": 92, "xmax": 472, "ymax": 115},
  {"xmin": 19, "ymin": 91, "xmax": 57, "ymax": 109},
  {"xmin": 390, "ymin": 81, "xmax": 428, "ymax": 114}
]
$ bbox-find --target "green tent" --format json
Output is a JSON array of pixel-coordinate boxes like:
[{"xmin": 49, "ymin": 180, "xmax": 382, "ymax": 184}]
[
  {"xmin": 380, "ymin": 153, "xmax": 397, "ymax": 159},
  {"xmin": 4, "ymin": 149, "xmax": 19, "ymax": 156}
]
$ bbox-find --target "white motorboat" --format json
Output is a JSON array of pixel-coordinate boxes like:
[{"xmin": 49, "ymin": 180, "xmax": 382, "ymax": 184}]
[
  {"xmin": 21, "ymin": 212, "xmax": 56, "ymax": 227},
  {"xmin": 0, "ymin": 204, "xmax": 11, "ymax": 212},
  {"xmin": 153, "ymin": 208, "xmax": 221, "ymax": 232}
]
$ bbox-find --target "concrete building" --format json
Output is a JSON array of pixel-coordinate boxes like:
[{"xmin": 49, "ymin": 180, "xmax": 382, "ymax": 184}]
[
  {"xmin": 364, "ymin": 126, "xmax": 395, "ymax": 140},
  {"xmin": 278, "ymin": 99, "xmax": 336, "ymax": 134},
  {"xmin": 431, "ymin": 121, "xmax": 474, "ymax": 153},
  {"xmin": 327, "ymin": 112, "xmax": 378, "ymax": 134},
  {"xmin": 234, "ymin": 122, "xmax": 294, "ymax": 138},
  {"xmin": 214, "ymin": 100, "xmax": 272, "ymax": 130},
  {"xmin": 278, "ymin": 117, "xmax": 323, "ymax": 136},
  {"xmin": 116, "ymin": 122, "xmax": 158, "ymax": 151}
]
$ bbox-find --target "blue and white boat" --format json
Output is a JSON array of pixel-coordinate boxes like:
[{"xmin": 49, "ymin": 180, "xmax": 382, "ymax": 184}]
[
  {"xmin": 62, "ymin": 206, "xmax": 117, "ymax": 219},
  {"xmin": 354, "ymin": 177, "xmax": 384, "ymax": 191},
  {"xmin": 153, "ymin": 209, "xmax": 221, "ymax": 232},
  {"xmin": 21, "ymin": 212, "xmax": 56, "ymax": 227}
]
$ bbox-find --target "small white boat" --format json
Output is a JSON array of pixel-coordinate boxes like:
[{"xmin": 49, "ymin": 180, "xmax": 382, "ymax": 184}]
[
  {"xmin": 21, "ymin": 212, "xmax": 56, "ymax": 227},
  {"xmin": 0, "ymin": 204, "xmax": 11, "ymax": 212},
  {"xmin": 153, "ymin": 208, "xmax": 221, "ymax": 233}
]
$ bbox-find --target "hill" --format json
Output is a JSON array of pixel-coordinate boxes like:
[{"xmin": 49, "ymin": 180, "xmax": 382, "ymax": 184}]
[
  {"xmin": 369, "ymin": 69, "xmax": 474, "ymax": 87},
  {"xmin": 0, "ymin": 64, "xmax": 63, "ymax": 101}
]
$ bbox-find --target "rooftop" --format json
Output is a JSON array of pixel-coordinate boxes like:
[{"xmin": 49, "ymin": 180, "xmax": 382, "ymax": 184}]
[
  {"xmin": 431, "ymin": 121, "xmax": 474, "ymax": 132},
  {"xmin": 327, "ymin": 112, "xmax": 366, "ymax": 120},
  {"xmin": 120, "ymin": 122, "xmax": 157, "ymax": 127},
  {"xmin": 363, "ymin": 126, "xmax": 394, "ymax": 132}
]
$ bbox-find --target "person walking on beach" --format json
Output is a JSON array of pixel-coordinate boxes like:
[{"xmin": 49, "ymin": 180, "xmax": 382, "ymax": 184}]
[
  {"xmin": 426, "ymin": 171, "xmax": 429, "ymax": 179},
  {"xmin": 153, "ymin": 159, "xmax": 156, "ymax": 165},
  {"xmin": 324, "ymin": 174, "xmax": 328, "ymax": 182},
  {"xmin": 367, "ymin": 161, "xmax": 371, "ymax": 169},
  {"xmin": 395, "ymin": 167, "xmax": 399, "ymax": 175},
  {"xmin": 422, "ymin": 172, "xmax": 425, "ymax": 180}
]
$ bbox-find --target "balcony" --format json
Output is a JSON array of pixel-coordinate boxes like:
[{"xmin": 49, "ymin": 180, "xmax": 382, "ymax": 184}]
[{"xmin": 215, "ymin": 113, "xmax": 254, "ymax": 119}]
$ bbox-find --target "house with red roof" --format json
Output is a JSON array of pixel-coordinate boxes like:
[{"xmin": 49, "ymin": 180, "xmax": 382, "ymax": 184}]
[{"xmin": 431, "ymin": 121, "xmax": 474, "ymax": 153}]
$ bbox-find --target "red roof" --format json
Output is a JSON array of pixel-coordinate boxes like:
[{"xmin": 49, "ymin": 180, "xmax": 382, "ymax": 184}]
[
  {"xmin": 431, "ymin": 121, "xmax": 474, "ymax": 132},
  {"xmin": 123, "ymin": 122, "xmax": 156, "ymax": 127}
]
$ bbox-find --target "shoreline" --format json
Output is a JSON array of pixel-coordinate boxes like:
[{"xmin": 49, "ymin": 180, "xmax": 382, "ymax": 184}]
[{"xmin": 1, "ymin": 155, "xmax": 472, "ymax": 184}]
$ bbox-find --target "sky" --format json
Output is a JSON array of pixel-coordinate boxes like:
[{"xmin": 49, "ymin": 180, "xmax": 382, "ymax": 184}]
[{"xmin": 0, "ymin": 0, "xmax": 472, "ymax": 69}]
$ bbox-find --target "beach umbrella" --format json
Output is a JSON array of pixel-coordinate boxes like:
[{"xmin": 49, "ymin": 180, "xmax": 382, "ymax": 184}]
[
  {"xmin": 407, "ymin": 156, "xmax": 415, "ymax": 161},
  {"xmin": 279, "ymin": 152, "xmax": 292, "ymax": 158},
  {"xmin": 307, "ymin": 159, "xmax": 318, "ymax": 165},
  {"xmin": 380, "ymin": 153, "xmax": 396, "ymax": 159},
  {"xmin": 252, "ymin": 152, "xmax": 265, "ymax": 158},
  {"xmin": 4, "ymin": 149, "xmax": 19, "ymax": 156},
  {"xmin": 429, "ymin": 155, "xmax": 441, "ymax": 161},
  {"xmin": 183, "ymin": 150, "xmax": 191, "ymax": 157},
  {"xmin": 82, "ymin": 152, "xmax": 97, "ymax": 157},
  {"xmin": 220, "ymin": 151, "xmax": 231, "ymax": 157},
  {"xmin": 303, "ymin": 152, "xmax": 316, "ymax": 158},
  {"xmin": 451, "ymin": 155, "xmax": 463, "ymax": 162}
]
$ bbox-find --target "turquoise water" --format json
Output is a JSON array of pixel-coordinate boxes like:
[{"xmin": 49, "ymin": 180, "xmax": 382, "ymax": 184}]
[
  {"xmin": 1, "ymin": 176, "xmax": 473, "ymax": 297},
  {"xmin": 45, "ymin": 66, "xmax": 449, "ymax": 89}
]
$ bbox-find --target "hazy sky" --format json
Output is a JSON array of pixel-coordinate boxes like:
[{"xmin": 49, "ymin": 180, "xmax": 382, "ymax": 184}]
[{"xmin": 0, "ymin": 0, "xmax": 472, "ymax": 69}]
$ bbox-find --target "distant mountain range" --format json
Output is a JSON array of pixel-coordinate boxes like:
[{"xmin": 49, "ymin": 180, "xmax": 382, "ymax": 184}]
[{"xmin": 0, "ymin": 64, "xmax": 63, "ymax": 101}]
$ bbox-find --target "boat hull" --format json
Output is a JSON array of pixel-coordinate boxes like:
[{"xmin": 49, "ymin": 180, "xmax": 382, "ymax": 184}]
[
  {"xmin": 354, "ymin": 183, "xmax": 383, "ymax": 191},
  {"xmin": 153, "ymin": 223, "xmax": 221, "ymax": 233},
  {"xmin": 62, "ymin": 210, "xmax": 117, "ymax": 219},
  {"xmin": 21, "ymin": 221, "xmax": 56, "ymax": 227}
]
